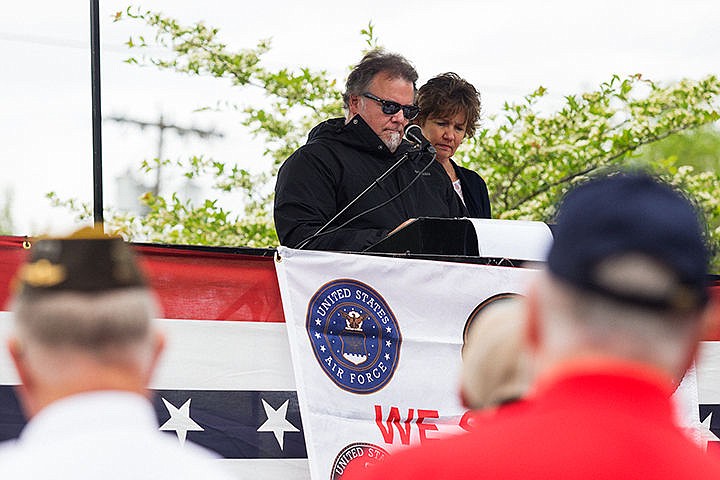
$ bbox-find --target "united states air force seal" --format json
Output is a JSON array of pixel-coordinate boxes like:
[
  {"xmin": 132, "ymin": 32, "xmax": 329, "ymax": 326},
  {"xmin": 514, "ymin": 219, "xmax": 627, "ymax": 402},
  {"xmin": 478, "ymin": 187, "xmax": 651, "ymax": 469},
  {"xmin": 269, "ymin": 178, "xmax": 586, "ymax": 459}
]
[{"xmin": 306, "ymin": 279, "xmax": 401, "ymax": 394}]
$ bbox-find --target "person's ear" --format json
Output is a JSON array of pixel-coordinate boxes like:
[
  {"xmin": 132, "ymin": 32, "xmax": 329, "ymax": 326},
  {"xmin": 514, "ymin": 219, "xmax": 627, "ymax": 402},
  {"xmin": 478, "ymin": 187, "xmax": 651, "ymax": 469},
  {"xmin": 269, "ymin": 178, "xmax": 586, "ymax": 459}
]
[
  {"xmin": 526, "ymin": 281, "xmax": 542, "ymax": 352},
  {"xmin": 150, "ymin": 331, "xmax": 165, "ymax": 373},
  {"xmin": 700, "ymin": 296, "xmax": 720, "ymax": 342},
  {"xmin": 674, "ymin": 297, "xmax": 719, "ymax": 382},
  {"xmin": 348, "ymin": 94, "xmax": 362, "ymax": 115},
  {"xmin": 7, "ymin": 337, "xmax": 37, "ymax": 418},
  {"xmin": 141, "ymin": 330, "xmax": 166, "ymax": 388},
  {"xmin": 8, "ymin": 337, "xmax": 31, "ymax": 389}
]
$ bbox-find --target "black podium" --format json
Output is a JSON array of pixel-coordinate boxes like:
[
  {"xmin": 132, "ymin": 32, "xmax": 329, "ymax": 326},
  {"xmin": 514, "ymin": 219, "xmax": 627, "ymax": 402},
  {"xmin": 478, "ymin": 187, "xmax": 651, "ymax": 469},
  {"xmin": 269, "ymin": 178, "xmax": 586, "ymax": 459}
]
[{"xmin": 365, "ymin": 218, "xmax": 479, "ymax": 256}]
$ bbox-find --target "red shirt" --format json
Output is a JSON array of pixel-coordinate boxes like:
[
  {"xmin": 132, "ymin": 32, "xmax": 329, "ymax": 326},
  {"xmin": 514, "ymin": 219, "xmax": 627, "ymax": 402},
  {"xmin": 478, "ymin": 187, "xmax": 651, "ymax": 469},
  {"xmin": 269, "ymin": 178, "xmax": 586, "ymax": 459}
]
[{"xmin": 351, "ymin": 363, "xmax": 720, "ymax": 480}]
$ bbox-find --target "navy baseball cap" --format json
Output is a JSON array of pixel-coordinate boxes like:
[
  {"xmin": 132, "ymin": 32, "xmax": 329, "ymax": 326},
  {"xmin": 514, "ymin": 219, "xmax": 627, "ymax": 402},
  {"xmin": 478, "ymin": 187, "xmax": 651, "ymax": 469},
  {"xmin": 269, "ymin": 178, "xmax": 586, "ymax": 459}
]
[{"xmin": 547, "ymin": 173, "xmax": 709, "ymax": 312}]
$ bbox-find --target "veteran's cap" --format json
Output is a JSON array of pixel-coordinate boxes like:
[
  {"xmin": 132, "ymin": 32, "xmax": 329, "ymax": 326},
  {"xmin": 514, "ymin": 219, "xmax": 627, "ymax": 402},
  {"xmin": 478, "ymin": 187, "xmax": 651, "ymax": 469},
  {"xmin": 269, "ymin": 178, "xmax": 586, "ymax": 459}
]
[
  {"xmin": 15, "ymin": 226, "xmax": 146, "ymax": 297},
  {"xmin": 547, "ymin": 173, "xmax": 709, "ymax": 312}
]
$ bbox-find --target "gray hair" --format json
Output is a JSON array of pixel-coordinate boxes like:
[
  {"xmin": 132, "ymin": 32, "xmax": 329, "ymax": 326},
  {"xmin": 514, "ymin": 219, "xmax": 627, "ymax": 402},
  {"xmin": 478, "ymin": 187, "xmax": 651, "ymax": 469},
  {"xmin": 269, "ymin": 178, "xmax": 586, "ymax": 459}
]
[
  {"xmin": 536, "ymin": 256, "xmax": 704, "ymax": 374},
  {"xmin": 342, "ymin": 49, "xmax": 418, "ymax": 109},
  {"xmin": 11, "ymin": 287, "xmax": 159, "ymax": 353}
]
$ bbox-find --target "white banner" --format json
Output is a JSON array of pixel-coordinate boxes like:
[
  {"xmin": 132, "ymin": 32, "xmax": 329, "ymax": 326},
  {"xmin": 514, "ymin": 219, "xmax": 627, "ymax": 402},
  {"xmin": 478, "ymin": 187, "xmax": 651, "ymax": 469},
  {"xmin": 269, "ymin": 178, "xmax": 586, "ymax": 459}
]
[
  {"xmin": 275, "ymin": 247, "xmax": 538, "ymax": 480},
  {"xmin": 0, "ymin": 313, "xmax": 310, "ymax": 480}
]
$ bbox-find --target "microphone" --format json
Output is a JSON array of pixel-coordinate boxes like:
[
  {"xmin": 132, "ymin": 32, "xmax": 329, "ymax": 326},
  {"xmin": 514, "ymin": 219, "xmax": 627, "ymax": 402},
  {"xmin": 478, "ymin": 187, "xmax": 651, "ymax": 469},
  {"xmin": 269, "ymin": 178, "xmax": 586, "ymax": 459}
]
[{"xmin": 404, "ymin": 124, "xmax": 436, "ymax": 154}]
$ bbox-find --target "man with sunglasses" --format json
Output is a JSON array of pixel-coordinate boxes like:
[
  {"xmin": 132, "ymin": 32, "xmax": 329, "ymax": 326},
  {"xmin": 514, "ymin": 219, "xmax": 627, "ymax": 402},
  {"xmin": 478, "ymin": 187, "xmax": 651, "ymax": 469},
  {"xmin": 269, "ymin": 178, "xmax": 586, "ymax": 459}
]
[{"xmin": 274, "ymin": 49, "xmax": 466, "ymax": 251}]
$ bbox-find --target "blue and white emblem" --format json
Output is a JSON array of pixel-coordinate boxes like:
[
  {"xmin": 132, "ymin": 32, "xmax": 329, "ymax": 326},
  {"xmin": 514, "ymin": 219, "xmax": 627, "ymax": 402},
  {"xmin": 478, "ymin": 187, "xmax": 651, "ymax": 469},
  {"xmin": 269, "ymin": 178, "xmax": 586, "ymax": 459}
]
[{"xmin": 306, "ymin": 279, "xmax": 401, "ymax": 394}]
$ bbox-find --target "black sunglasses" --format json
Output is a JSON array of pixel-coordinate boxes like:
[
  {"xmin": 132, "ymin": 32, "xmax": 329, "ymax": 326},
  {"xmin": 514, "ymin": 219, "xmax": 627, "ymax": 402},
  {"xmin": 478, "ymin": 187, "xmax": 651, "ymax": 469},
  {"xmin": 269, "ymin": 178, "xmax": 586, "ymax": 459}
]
[{"xmin": 362, "ymin": 92, "xmax": 420, "ymax": 120}]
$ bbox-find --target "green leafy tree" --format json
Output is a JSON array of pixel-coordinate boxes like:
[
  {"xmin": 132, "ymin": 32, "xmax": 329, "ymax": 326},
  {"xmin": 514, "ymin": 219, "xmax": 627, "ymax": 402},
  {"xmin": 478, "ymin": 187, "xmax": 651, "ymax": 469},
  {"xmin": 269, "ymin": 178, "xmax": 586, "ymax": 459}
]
[
  {"xmin": 459, "ymin": 74, "xmax": 720, "ymax": 221},
  {"xmin": 102, "ymin": 7, "xmax": 346, "ymax": 246},
  {"xmin": 636, "ymin": 124, "xmax": 720, "ymax": 172},
  {"xmin": 455, "ymin": 75, "xmax": 720, "ymax": 265},
  {"xmin": 51, "ymin": 8, "xmax": 720, "ymax": 268}
]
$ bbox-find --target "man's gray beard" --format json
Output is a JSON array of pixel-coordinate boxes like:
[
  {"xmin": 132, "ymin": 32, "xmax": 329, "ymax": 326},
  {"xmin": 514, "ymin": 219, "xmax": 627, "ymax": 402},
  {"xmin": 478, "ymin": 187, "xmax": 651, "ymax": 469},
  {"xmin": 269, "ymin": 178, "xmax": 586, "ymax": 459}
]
[{"xmin": 383, "ymin": 131, "xmax": 402, "ymax": 152}]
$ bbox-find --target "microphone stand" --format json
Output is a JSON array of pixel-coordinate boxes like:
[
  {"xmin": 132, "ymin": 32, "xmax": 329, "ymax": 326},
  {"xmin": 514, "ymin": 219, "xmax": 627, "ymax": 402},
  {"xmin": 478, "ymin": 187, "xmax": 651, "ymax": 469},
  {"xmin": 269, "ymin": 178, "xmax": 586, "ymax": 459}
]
[{"xmin": 296, "ymin": 146, "xmax": 420, "ymax": 250}]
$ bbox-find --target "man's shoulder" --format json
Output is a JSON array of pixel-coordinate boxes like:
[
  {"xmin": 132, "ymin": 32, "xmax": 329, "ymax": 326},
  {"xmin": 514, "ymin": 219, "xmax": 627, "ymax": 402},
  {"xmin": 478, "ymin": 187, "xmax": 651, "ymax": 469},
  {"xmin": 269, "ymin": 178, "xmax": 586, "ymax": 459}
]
[
  {"xmin": 0, "ymin": 430, "xmax": 234, "ymax": 479},
  {"xmin": 283, "ymin": 124, "xmax": 380, "ymax": 172},
  {"xmin": 302, "ymin": 117, "xmax": 351, "ymax": 147},
  {"xmin": 287, "ymin": 119, "xmax": 349, "ymax": 157}
]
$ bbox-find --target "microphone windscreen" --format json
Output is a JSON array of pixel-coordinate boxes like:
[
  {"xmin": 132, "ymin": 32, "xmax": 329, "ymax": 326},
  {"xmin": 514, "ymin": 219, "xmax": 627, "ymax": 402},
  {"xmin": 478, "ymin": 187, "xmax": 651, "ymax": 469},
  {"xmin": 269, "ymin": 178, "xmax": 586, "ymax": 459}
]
[
  {"xmin": 404, "ymin": 124, "xmax": 436, "ymax": 154},
  {"xmin": 404, "ymin": 124, "xmax": 426, "ymax": 145}
]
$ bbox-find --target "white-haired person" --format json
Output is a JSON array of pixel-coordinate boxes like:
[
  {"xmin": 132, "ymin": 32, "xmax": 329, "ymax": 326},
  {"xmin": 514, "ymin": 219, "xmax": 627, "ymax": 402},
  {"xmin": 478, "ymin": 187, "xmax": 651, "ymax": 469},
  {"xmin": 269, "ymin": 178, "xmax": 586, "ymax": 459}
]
[
  {"xmin": 0, "ymin": 228, "xmax": 233, "ymax": 480},
  {"xmin": 413, "ymin": 72, "xmax": 491, "ymax": 218}
]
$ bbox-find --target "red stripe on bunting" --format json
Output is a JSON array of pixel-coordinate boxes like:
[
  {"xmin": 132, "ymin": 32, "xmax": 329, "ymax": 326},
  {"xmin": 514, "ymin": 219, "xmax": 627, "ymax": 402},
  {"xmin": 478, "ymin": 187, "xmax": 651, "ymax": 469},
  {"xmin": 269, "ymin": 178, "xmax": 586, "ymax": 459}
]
[
  {"xmin": 0, "ymin": 236, "xmax": 284, "ymax": 322},
  {"xmin": 0, "ymin": 236, "xmax": 30, "ymax": 308},
  {"xmin": 2, "ymin": 235, "xmax": 720, "ymax": 332}
]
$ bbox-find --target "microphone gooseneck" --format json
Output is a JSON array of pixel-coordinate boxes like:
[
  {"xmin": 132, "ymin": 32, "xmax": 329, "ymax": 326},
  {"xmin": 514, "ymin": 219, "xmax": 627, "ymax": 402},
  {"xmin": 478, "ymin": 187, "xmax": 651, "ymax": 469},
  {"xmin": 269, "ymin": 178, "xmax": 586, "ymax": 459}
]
[
  {"xmin": 296, "ymin": 147, "xmax": 437, "ymax": 250},
  {"xmin": 295, "ymin": 147, "xmax": 418, "ymax": 250}
]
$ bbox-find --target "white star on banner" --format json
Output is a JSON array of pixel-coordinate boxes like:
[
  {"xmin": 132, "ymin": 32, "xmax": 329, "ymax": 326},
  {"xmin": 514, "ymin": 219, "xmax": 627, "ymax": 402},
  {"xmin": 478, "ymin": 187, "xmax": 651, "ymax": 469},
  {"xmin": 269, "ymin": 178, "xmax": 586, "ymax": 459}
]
[
  {"xmin": 159, "ymin": 397, "xmax": 204, "ymax": 446},
  {"xmin": 700, "ymin": 409, "xmax": 720, "ymax": 452},
  {"xmin": 257, "ymin": 398, "xmax": 299, "ymax": 450}
]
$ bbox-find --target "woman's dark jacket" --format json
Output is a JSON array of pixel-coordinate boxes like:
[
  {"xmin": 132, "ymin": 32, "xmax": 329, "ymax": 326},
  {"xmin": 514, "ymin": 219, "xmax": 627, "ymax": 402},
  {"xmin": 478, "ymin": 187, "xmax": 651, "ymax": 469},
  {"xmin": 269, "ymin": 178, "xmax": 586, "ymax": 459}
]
[{"xmin": 452, "ymin": 160, "xmax": 491, "ymax": 219}]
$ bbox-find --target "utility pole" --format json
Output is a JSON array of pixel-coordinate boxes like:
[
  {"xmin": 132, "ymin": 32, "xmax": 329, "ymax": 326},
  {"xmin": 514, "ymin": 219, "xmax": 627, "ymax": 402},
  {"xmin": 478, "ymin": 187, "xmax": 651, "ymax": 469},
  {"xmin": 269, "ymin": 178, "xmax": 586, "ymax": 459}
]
[{"xmin": 106, "ymin": 113, "xmax": 224, "ymax": 195}]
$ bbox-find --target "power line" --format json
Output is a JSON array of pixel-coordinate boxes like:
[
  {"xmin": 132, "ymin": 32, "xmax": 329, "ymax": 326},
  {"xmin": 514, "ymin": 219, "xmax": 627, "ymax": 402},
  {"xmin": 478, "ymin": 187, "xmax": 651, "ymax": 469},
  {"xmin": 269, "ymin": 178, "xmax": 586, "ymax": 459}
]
[
  {"xmin": 0, "ymin": 31, "xmax": 140, "ymax": 54},
  {"xmin": 106, "ymin": 113, "xmax": 224, "ymax": 196}
]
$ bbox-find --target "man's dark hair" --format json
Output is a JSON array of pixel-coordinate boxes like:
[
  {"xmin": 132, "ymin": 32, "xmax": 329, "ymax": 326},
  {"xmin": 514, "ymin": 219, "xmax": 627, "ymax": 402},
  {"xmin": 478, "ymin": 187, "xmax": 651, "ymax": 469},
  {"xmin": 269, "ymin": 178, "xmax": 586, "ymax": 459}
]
[
  {"xmin": 343, "ymin": 49, "xmax": 418, "ymax": 109},
  {"xmin": 415, "ymin": 72, "xmax": 482, "ymax": 137}
]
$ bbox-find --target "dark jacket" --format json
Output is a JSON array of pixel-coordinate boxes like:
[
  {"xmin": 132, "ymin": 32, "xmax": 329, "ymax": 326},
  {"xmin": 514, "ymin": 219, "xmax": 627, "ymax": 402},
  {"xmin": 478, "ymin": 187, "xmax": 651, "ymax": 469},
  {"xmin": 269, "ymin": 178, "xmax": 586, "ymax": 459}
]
[
  {"xmin": 452, "ymin": 160, "xmax": 491, "ymax": 219},
  {"xmin": 274, "ymin": 116, "xmax": 466, "ymax": 251}
]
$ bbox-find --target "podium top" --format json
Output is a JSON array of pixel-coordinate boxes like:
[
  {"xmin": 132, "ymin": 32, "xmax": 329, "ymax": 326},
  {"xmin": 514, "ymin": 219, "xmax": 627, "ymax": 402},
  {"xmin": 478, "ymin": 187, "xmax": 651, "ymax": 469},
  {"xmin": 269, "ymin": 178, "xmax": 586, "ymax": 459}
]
[
  {"xmin": 366, "ymin": 217, "xmax": 553, "ymax": 263},
  {"xmin": 468, "ymin": 218, "xmax": 553, "ymax": 262}
]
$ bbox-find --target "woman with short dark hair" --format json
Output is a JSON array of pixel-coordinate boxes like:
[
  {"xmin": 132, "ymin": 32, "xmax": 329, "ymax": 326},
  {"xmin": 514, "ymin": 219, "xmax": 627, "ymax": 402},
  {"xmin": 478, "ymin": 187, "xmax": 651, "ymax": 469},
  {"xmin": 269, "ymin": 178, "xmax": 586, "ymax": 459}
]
[{"xmin": 414, "ymin": 73, "xmax": 491, "ymax": 218}]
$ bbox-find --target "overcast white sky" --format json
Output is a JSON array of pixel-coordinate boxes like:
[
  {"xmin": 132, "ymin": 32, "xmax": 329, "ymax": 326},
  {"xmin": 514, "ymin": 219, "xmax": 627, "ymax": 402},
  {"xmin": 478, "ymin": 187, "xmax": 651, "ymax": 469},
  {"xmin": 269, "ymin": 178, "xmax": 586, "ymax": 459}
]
[{"xmin": 1, "ymin": 1, "xmax": 719, "ymax": 236}]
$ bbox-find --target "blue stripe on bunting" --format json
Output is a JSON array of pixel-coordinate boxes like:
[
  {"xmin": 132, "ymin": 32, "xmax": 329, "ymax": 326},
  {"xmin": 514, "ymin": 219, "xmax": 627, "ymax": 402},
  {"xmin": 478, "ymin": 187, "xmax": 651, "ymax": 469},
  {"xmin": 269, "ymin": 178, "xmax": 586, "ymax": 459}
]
[
  {"xmin": 0, "ymin": 387, "xmax": 24, "ymax": 441},
  {"xmin": 0, "ymin": 386, "xmax": 306, "ymax": 459}
]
